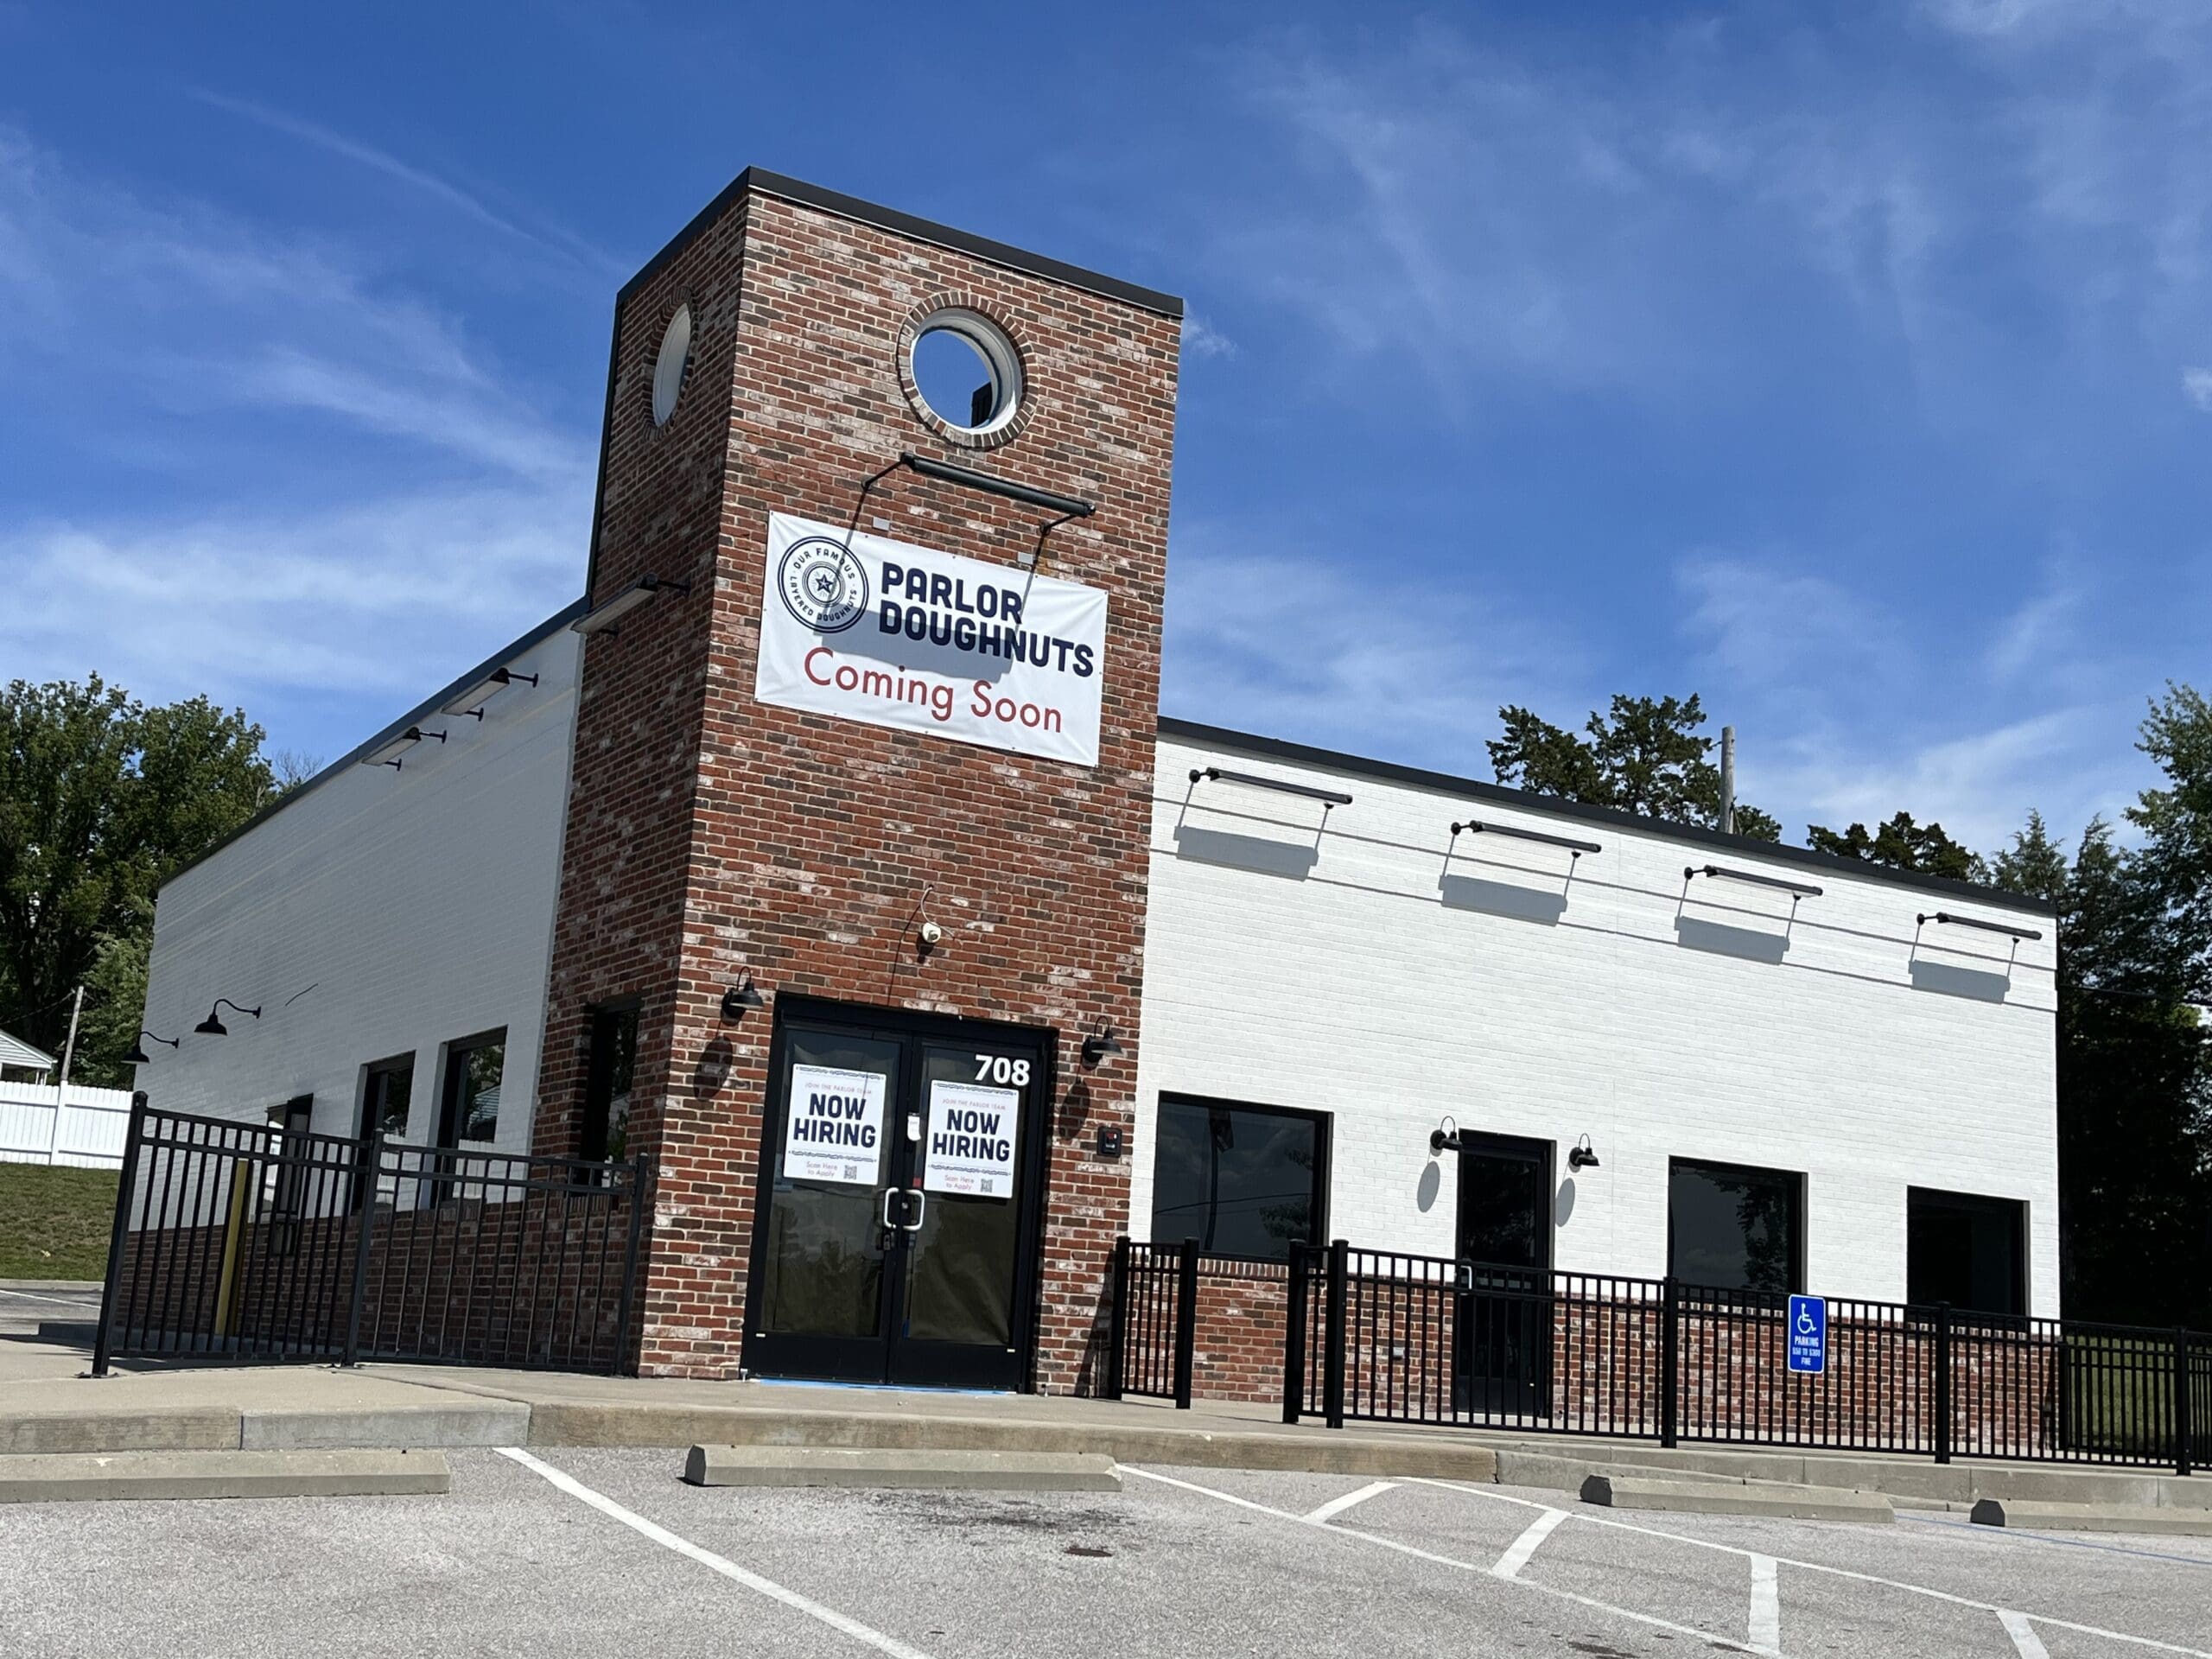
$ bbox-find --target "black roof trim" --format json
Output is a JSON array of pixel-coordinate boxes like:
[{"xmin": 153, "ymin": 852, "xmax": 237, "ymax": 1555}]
[
  {"xmin": 619, "ymin": 167, "xmax": 1183, "ymax": 319},
  {"xmin": 1158, "ymin": 717, "xmax": 2056, "ymax": 915},
  {"xmin": 162, "ymin": 599, "xmax": 590, "ymax": 893}
]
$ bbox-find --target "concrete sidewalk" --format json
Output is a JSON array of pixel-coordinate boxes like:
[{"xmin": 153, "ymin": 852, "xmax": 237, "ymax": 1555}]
[
  {"xmin": 8, "ymin": 1294, "xmax": 2209, "ymax": 1509},
  {"xmin": 0, "ymin": 1303, "xmax": 1498, "ymax": 1476}
]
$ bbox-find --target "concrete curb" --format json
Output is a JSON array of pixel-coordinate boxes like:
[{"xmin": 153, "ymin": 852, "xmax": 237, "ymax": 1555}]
[
  {"xmin": 1479, "ymin": 1436, "xmax": 2210, "ymax": 1510},
  {"xmin": 0, "ymin": 1448, "xmax": 449, "ymax": 1503},
  {"xmin": 1971, "ymin": 1497, "xmax": 2212, "ymax": 1535},
  {"xmin": 684, "ymin": 1444, "xmax": 1122, "ymax": 1491},
  {"xmin": 241, "ymin": 1404, "xmax": 531, "ymax": 1450},
  {"xmin": 1495, "ymin": 1449, "xmax": 1746, "ymax": 1492},
  {"xmin": 1580, "ymin": 1472, "xmax": 1894, "ymax": 1522},
  {"xmin": 2, "ymin": 1407, "xmax": 239, "ymax": 1457},
  {"xmin": 531, "ymin": 1403, "xmax": 1499, "ymax": 1478}
]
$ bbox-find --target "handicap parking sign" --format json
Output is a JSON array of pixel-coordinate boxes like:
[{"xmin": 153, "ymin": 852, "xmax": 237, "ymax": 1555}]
[{"xmin": 1787, "ymin": 1294, "xmax": 1827, "ymax": 1375}]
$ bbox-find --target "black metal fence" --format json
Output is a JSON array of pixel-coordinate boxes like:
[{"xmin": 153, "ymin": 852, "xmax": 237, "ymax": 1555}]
[
  {"xmin": 1281, "ymin": 1242, "xmax": 2206, "ymax": 1475},
  {"xmin": 1104, "ymin": 1237, "xmax": 1198, "ymax": 1407},
  {"xmin": 92, "ymin": 1100, "xmax": 650, "ymax": 1376}
]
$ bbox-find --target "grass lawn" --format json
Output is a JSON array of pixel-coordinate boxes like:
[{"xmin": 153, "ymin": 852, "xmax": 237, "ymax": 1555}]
[{"xmin": 0, "ymin": 1160, "xmax": 118, "ymax": 1281}]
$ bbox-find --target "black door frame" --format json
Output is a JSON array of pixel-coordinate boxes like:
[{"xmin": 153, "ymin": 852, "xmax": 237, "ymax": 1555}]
[
  {"xmin": 739, "ymin": 994, "xmax": 1058, "ymax": 1391},
  {"xmin": 1452, "ymin": 1128, "xmax": 1556, "ymax": 1417}
]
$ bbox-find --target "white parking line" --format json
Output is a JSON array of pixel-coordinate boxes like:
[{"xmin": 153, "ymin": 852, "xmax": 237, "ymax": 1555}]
[
  {"xmin": 494, "ymin": 1447, "xmax": 935, "ymax": 1659},
  {"xmin": 1304, "ymin": 1479, "xmax": 1396, "ymax": 1524},
  {"xmin": 1492, "ymin": 1509, "xmax": 1569, "ymax": 1580},
  {"xmin": 1120, "ymin": 1465, "xmax": 1749, "ymax": 1651},
  {"xmin": 1406, "ymin": 1478, "xmax": 2212, "ymax": 1658},
  {"xmin": 1999, "ymin": 1610, "xmax": 2051, "ymax": 1658},
  {"xmin": 1748, "ymin": 1554, "xmax": 1780, "ymax": 1656},
  {"xmin": 0, "ymin": 1287, "xmax": 99, "ymax": 1307}
]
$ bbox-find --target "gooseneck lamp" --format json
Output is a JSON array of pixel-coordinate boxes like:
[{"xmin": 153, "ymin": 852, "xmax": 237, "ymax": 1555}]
[
  {"xmin": 194, "ymin": 998, "xmax": 262, "ymax": 1037},
  {"xmin": 124, "ymin": 1031, "xmax": 180, "ymax": 1065},
  {"xmin": 1082, "ymin": 1025, "xmax": 1125, "ymax": 1067}
]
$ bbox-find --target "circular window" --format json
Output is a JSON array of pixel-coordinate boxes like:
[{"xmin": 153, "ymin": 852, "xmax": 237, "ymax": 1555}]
[
  {"xmin": 651, "ymin": 304, "xmax": 692, "ymax": 427},
  {"xmin": 906, "ymin": 308, "xmax": 1022, "ymax": 437}
]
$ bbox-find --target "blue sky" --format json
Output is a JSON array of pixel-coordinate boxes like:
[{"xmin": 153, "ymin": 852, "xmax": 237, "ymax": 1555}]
[{"xmin": 3, "ymin": 0, "xmax": 2208, "ymax": 856}]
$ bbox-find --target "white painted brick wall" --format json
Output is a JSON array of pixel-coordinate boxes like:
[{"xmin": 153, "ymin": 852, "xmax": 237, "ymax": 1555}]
[
  {"xmin": 1134, "ymin": 735, "xmax": 2062, "ymax": 1316},
  {"xmin": 137, "ymin": 625, "xmax": 581, "ymax": 1157}
]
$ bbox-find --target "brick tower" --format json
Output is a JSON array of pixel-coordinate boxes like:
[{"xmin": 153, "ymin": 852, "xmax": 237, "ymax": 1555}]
[{"xmin": 536, "ymin": 170, "xmax": 1180, "ymax": 1384}]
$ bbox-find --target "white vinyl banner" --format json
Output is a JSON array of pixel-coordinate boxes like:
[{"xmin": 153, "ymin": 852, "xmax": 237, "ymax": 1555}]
[
  {"xmin": 921, "ymin": 1080, "xmax": 1020, "ymax": 1199},
  {"xmin": 754, "ymin": 512, "xmax": 1107, "ymax": 767},
  {"xmin": 782, "ymin": 1065, "xmax": 887, "ymax": 1185}
]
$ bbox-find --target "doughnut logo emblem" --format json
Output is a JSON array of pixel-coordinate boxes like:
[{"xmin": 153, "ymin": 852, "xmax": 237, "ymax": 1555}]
[{"xmin": 776, "ymin": 537, "xmax": 871, "ymax": 633}]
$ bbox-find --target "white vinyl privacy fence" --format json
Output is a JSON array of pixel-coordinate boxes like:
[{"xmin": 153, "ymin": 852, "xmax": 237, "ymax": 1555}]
[{"xmin": 0, "ymin": 1084, "xmax": 133, "ymax": 1169}]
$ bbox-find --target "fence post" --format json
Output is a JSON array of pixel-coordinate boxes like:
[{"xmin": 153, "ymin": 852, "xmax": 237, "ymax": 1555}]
[
  {"xmin": 1281, "ymin": 1245, "xmax": 1309, "ymax": 1426},
  {"xmin": 88, "ymin": 1091, "xmax": 149, "ymax": 1379},
  {"xmin": 340, "ymin": 1130, "xmax": 382, "ymax": 1368},
  {"xmin": 1173, "ymin": 1237, "xmax": 1198, "ymax": 1410},
  {"xmin": 1658, "ymin": 1275, "xmax": 1680, "ymax": 1450},
  {"xmin": 2175, "ymin": 1328, "xmax": 2194, "ymax": 1480},
  {"xmin": 612, "ymin": 1151, "xmax": 651, "ymax": 1376},
  {"xmin": 1934, "ymin": 1303, "xmax": 1954, "ymax": 1465},
  {"xmin": 1323, "ymin": 1238, "xmax": 1349, "ymax": 1431},
  {"xmin": 1103, "ymin": 1237, "xmax": 1129, "ymax": 1402}
]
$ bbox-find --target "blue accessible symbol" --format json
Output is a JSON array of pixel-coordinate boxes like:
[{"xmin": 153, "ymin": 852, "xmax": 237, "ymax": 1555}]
[{"xmin": 1787, "ymin": 1294, "xmax": 1827, "ymax": 1375}]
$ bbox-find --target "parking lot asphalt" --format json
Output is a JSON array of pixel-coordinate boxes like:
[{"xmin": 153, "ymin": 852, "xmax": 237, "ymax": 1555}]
[
  {"xmin": 0, "ymin": 1284, "xmax": 101, "ymax": 1326},
  {"xmin": 2, "ymin": 1452, "xmax": 2207, "ymax": 1658}
]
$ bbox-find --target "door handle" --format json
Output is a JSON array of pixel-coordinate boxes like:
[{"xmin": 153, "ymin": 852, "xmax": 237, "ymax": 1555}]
[
  {"xmin": 880, "ymin": 1188, "xmax": 900, "ymax": 1231},
  {"xmin": 902, "ymin": 1190, "xmax": 927, "ymax": 1233}
]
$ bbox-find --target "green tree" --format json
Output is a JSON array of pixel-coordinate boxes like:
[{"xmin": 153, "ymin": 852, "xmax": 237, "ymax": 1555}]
[
  {"xmin": 0, "ymin": 677, "xmax": 279, "ymax": 1086},
  {"xmin": 1488, "ymin": 693, "xmax": 1782, "ymax": 839},
  {"xmin": 1806, "ymin": 811, "xmax": 1988, "ymax": 884},
  {"xmin": 1992, "ymin": 689, "xmax": 2212, "ymax": 1329}
]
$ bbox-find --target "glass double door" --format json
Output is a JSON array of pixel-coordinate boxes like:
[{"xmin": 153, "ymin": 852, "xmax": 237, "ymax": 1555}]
[{"xmin": 743, "ymin": 1002, "xmax": 1049, "ymax": 1390}]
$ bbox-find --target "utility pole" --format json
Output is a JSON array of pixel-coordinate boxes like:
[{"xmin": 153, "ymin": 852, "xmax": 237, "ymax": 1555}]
[
  {"xmin": 1719, "ymin": 726, "xmax": 1737, "ymax": 836},
  {"xmin": 57, "ymin": 984, "xmax": 85, "ymax": 1093}
]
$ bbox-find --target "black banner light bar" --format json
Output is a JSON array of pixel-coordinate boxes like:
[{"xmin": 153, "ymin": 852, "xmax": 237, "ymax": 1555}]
[
  {"xmin": 1192, "ymin": 766, "xmax": 1352, "ymax": 807},
  {"xmin": 1687, "ymin": 863, "xmax": 1823, "ymax": 899},
  {"xmin": 899, "ymin": 451, "xmax": 1094, "ymax": 519},
  {"xmin": 1451, "ymin": 819, "xmax": 1601, "ymax": 855},
  {"xmin": 1919, "ymin": 911, "xmax": 2044, "ymax": 943}
]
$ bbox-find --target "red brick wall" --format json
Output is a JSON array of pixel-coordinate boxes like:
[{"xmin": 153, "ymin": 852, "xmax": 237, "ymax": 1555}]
[{"xmin": 538, "ymin": 176, "xmax": 1181, "ymax": 1385}]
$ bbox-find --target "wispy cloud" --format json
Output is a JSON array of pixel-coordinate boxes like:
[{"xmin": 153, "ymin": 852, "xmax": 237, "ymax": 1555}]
[
  {"xmin": 1161, "ymin": 520, "xmax": 1582, "ymax": 776},
  {"xmin": 187, "ymin": 88, "xmax": 624, "ymax": 281},
  {"xmin": 0, "ymin": 127, "xmax": 592, "ymax": 747},
  {"xmin": 1, "ymin": 487, "xmax": 584, "ymax": 714},
  {"xmin": 2185, "ymin": 365, "xmax": 2212, "ymax": 411},
  {"xmin": 1674, "ymin": 550, "xmax": 2146, "ymax": 849},
  {"xmin": 1181, "ymin": 313, "xmax": 1236, "ymax": 359}
]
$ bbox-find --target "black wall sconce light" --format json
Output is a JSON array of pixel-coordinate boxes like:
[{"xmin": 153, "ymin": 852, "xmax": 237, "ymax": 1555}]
[
  {"xmin": 1567, "ymin": 1134, "xmax": 1601, "ymax": 1172},
  {"xmin": 721, "ymin": 976, "xmax": 766, "ymax": 1020},
  {"xmin": 1081, "ymin": 1025, "xmax": 1125, "ymax": 1067},
  {"xmin": 194, "ymin": 998, "xmax": 261, "ymax": 1036},
  {"xmin": 124, "ymin": 1031, "xmax": 180, "ymax": 1065},
  {"xmin": 1429, "ymin": 1115, "xmax": 1464, "ymax": 1155}
]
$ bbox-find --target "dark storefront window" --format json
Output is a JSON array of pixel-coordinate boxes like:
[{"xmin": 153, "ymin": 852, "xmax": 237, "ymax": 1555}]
[
  {"xmin": 582, "ymin": 1007, "xmax": 639, "ymax": 1163},
  {"xmin": 1908, "ymin": 1187, "xmax": 2026, "ymax": 1318},
  {"xmin": 1669, "ymin": 1158, "xmax": 1803, "ymax": 1296},
  {"xmin": 360, "ymin": 1056, "xmax": 415, "ymax": 1140},
  {"xmin": 438, "ymin": 1030, "xmax": 506, "ymax": 1147},
  {"xmin": 1149, "ymin": 1096, "xmax": 1328, "ymax": 1261}
]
